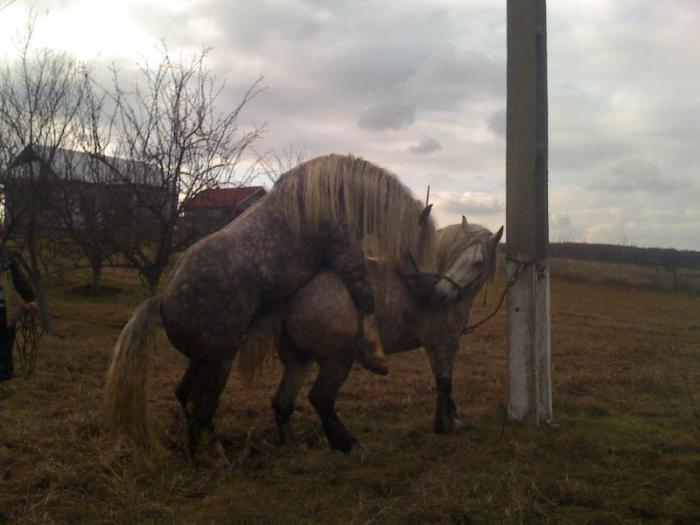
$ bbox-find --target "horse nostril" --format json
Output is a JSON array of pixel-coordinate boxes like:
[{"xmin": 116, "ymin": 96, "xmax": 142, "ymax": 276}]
[{"xmin": 431, "ymin": 282, "xmax": 453, "ymax": 305}]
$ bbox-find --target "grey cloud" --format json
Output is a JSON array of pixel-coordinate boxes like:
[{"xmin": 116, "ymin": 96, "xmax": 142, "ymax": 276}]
[
  {"xmin": 405, "ymin": 48, "xmax": 504, "ymax": 111},
  {"xmin": 550, "ymin": 184, "xmax": 700, "ymax": 249},
  {"xmin": 408, "ymin": 136, "xmax": 442, "ymax": 154},
  {"xmin": 488, "ymin": 109, "xmax": 506, "ymax": 136},
  {"xmin": 318, "ymin": 45, "xmax": 417, "ymax": 97},
  {"xmin": 551, "ymin": 214, "xmax": 572, "ymax": 227},
  {"xmin": 644, "ymin": 100, "xmax": 700, "ymax": 145},
  {"xmin": 589, "ymin": 159, "xmax": 686, "ymax": 194},
  {"xmin": 551, "ymin": 134, "xmax": 638, "ymax": 173},
  {"xmin": 348, "ymin": 47, "xmax": 504, "ymax": 135},
  {"xmin": 358, "ymin": 102, "xmax": 415, "ymax": 131},
  {"xmin": 124, "ymin": 0, "xmax": 505, "ymax": 134},
  {"xmin": 139, "ymin": 1, "xmax": 325, "ymax": 50},
  {"xmin": 434, "ymin": 191, "xmax": 503, "ymax": 217},
  {"xmin": 34, "ymin": 0, "xmax": 697, "ymax": 250}
]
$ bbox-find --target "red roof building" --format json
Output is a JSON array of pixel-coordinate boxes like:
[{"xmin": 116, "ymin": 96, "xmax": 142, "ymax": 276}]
[
  {"xmin": 188, "ymin": 186, "xmax": 266, "ymax": 210},
  {"xmin": 185, "ymin": 186, "xmax": 267, "ymax": 233}
]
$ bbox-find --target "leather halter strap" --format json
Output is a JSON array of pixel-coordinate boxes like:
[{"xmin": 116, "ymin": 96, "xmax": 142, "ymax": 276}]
[
  {"xmin": 439, "ymin": 273, "xmax": 464, "ymax": 292},
  {"xmin": 402, "ymin": 248, "xmax": 467, "ymax": 295}
]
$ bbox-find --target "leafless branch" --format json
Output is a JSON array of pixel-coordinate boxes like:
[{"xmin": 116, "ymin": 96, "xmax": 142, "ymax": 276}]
[{"xmin": 88, "ymin": 47, "xmax": 266, "ymax": 294}]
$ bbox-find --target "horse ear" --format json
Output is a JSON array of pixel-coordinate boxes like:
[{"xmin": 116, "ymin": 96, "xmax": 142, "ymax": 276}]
[
  {"xmin": 493, "ymin": 226, "xmax": 504, "ymax": 245},
  {"xmin": 462, "ymin": 215, "xmax": 469, "ymax": 232},
  {"xmin": 419, "ymin": 204, "xmax": 433, "ymax": 224}
]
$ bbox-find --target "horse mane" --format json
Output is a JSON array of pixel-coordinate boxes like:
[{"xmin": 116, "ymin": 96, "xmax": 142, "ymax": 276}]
[
  {"xmin": 436, "ymin": 223, "xmax": 499, "ymax": 281},
  {"xmin": 270, "ymin": 154, "xmax": 437, "ymax": 272}
]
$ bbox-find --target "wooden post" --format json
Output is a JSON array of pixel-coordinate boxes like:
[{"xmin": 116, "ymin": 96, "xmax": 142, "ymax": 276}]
[{"xmin": 506, "ymin": 0, "xmax": 552, "ymax": 424}]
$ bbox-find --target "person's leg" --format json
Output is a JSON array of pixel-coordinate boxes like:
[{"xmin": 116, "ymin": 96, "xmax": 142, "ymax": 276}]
[
  {"xmin": 321, "ymin": 222, "xmax": 388, "ymax": 375},
  {"xmin": 0, "ymin": 312, "xmax": 14, "ymax": 381}
]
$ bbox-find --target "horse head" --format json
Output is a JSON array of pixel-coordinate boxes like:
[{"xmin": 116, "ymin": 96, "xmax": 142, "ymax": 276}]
[{"xmin": 429, "ymin": 217, "xmax": 503, "ymax": 305}]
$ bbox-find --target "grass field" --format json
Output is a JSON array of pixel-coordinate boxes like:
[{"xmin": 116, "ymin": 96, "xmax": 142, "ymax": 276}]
[
  {"xmin": 549, "ymin": 257, "xmax": 700, "ymax": 293},
  {"xmin": 1, "ymin": 266, "xmax": 699, "ymax": 524}
]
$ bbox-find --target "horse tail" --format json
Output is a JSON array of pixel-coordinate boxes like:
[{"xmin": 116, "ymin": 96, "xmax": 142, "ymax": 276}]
[
  {"xmin": 103, "ymin": 296, "xmax": 162, "ymax": 446},
  {"xmin": 237, "ymin": 313, "xmax": 281, "ymax": 387}
]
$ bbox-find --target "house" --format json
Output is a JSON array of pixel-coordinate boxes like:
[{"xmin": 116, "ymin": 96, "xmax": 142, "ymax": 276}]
[
  {"xmin": 2, "ymin": 144, "xmax": 169, "ymax": 233},
  {"xmin": 185, "ymin": 186, "xmax": 267, "ymax": 232}
]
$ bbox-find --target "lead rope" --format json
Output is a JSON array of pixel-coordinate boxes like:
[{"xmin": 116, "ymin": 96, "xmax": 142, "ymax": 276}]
[
  {"xmin": 16, "ymin": 308, "xmax": 44, "ymax": 378},
  {"xmin": 461, "ymin": 262, "xmax": 526, "ymax": 335}
]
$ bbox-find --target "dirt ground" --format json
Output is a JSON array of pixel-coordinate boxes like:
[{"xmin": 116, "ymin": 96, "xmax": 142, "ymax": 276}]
[{"xmin": 1, "ymin": 267, "xmax": 698, "ymax": 524}]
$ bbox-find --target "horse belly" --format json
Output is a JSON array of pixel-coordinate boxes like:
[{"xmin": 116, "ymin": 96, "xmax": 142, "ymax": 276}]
[
  {"xmin": 375, "ymin": 283, "xmax": 422, "ymax": 354},
  {"xmin": 283, "ymin": 272, "xmax": 357, "ymax": 360}
]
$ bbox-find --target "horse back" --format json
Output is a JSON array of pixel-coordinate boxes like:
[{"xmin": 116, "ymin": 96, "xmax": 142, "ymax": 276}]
[{"xmin": 161, "ymin": 200, "xmax": 320, "ymax": 355}]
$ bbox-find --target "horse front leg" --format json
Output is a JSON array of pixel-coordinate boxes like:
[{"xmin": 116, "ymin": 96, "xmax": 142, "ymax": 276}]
[
  {"xmin": 271, "ymin": 333, "xmax": 313, "ymax": 445},
  {"xmin": 322, "ymin": 222, "xmax": 387, "ymax": 375},
  {"xmin": 425, "ymin": 341, "xmax": 462, "ymax": 434},
  {"xmin": 308, "ymin": 356, "xmax": 358, "ymax": 453}
]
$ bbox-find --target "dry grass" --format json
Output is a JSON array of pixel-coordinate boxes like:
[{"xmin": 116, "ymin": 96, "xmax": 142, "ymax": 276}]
[
  {"xmin": 0, "ymin": 264, "xmax": 699, "ymax": 524},
  {"xmin": 550, "ymin": 256, "xmax": 700, "ymax": 293}
]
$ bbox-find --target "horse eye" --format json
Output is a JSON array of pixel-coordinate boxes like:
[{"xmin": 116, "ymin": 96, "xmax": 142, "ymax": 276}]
[{"xmin": 473, "ymin": 261, "xmax": 484, "ymax": 267}]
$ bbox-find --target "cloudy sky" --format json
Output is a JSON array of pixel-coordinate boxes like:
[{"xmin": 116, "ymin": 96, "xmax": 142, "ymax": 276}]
[{"xmin": 1, "ymin": 0, "xmax": 698, "ymax": 249}]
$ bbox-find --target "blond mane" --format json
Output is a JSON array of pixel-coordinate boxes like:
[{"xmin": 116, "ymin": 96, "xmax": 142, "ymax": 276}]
[
  {"xmin": 270, "ymin": 154, "xmax": 437, "ymax": 272},
  {"xmin": 436, "ymin": 223, "xmax": 499, "ymax": 280}
]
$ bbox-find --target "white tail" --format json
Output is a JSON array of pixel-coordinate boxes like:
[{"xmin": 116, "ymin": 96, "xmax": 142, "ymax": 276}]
[{"xmin": 103, "ymin": 296, "xmax": 162, "ymax": 446}]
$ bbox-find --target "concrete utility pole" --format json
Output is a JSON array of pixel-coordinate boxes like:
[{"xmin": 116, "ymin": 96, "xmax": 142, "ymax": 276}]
[{"xmin": 506, "ymin": 0, "xmax": 552, "ymax": 424}]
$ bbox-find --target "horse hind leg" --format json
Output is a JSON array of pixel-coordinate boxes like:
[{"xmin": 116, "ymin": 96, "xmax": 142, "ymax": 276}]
[
  {"xmin": 175, "ymin": 359, "xmax": 202, "ymax": 419},
  {"xmin": 186, "ymin": 357, "xmax": 234, "ymax": 468},
  {"xmin": 322, "ymin": 222, "xmax": 388, "ymax": 375},
  {"xmin": 271, "ymin": 333, "xmax": 313, "ymax": 445},
  {"xmin": 308, "ymin": 355, "xmax": 358, "ymax": 453}
]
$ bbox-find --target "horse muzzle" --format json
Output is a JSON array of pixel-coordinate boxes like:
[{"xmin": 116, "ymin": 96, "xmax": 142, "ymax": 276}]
[
  {"xmin": 431, "ymin": 274, "xmax": 480, "ymax": 306},
  {"xmin": 431, "ymin": 276, "xmax": 461, "ymax": 305}
]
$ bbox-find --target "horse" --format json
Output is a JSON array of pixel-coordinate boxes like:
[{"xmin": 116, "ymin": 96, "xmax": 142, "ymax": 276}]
[
  {"xmin": 238, "ymin": 218, "xmax": 503, "ymax": 452},
  {"xmin": 103, "ymin": 154, "xmax": 440, "ymax": 465}
]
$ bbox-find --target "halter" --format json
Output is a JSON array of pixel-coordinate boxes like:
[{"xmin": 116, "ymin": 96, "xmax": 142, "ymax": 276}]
[
  {"xmin": 402, "ymin": 249, "xmax": 475, "ymax": 300},
  {"xmin": 403, "ymin": 232, "xmax": 486, "ymax": 299},
  {"xmin": 438, "ymin": 273, "xmax": 465, "ymax": 293}
]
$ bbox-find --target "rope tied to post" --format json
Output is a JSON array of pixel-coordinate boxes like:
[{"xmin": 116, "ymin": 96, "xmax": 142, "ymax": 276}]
[
  {"xmin": 16, "ymin": 307, "xmax": 44, "ymax": 378},
  {"xmin": 461, "ymin": 261, "xmax": 527, "ymax": 335}
]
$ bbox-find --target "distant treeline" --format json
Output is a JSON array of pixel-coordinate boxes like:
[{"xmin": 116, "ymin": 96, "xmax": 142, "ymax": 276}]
[
  {"xmin": 498, "ymin": 242, "xmax": 700, "ymax": 269},
  {"xmin": 546, "ymin": 242, "xmax": 700, "ymax": 269}
]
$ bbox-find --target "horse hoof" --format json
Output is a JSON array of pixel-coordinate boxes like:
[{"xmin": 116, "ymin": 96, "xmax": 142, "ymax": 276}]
[
  {"xmin": 434, "ymin": 420, "xmax": 456, "ymax": 435},
  {"xmin": 331, "ymin": 435, "xmax": 361, "ymax": 454},
  {"xmin": 278, "ymin": 425, "xmax": 296, "ymax": 447},
  {"xmin": 360, "ymin": 358, "xmax": 389, "ymax": 376},
  {"xmin": 357, "ymin": 342, "xmax": 389, "ymax": 375},
  {"xmin": 193, "ymin": 441, "xmax": 230, "ymax": 469},
  {"xmin": 190, "ymin": 426, "xmax": 230, "ymax": 469}
]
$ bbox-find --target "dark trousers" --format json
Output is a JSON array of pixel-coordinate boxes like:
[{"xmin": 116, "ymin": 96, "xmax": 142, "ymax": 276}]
[{"xmin": 0, "ymin": 310, "xmax": 16, "ymax": 380}]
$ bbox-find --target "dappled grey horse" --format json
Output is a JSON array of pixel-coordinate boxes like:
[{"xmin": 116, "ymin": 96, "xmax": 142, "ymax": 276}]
[{"xmin": 103, "ymin": 154, "xmax": 439, "ymax": 465}]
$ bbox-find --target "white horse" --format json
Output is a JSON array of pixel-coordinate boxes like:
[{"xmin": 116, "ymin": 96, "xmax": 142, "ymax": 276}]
[{"xmin": 239, "ymin": 217, "xmax": 503, "ymax": 452}]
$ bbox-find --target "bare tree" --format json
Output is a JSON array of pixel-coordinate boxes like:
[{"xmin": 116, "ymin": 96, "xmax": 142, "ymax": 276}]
[
  {"xmin": 255, "ymin": 143, "xmax": 307, "ymax": 186},
  {"xmin": 0, "ymin": 20, "xmax": 87, "ymax": 330},
  {"xmin": 49, "ymin": 148, "xmax": 115, "ymax": 294},
  {"xmin": 90, "ymin": 48, "xmax": 265, "ymax": 295},
  {"xmin": 47, "ymin": 77, "xmax": 137, "ymax": 295}
]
